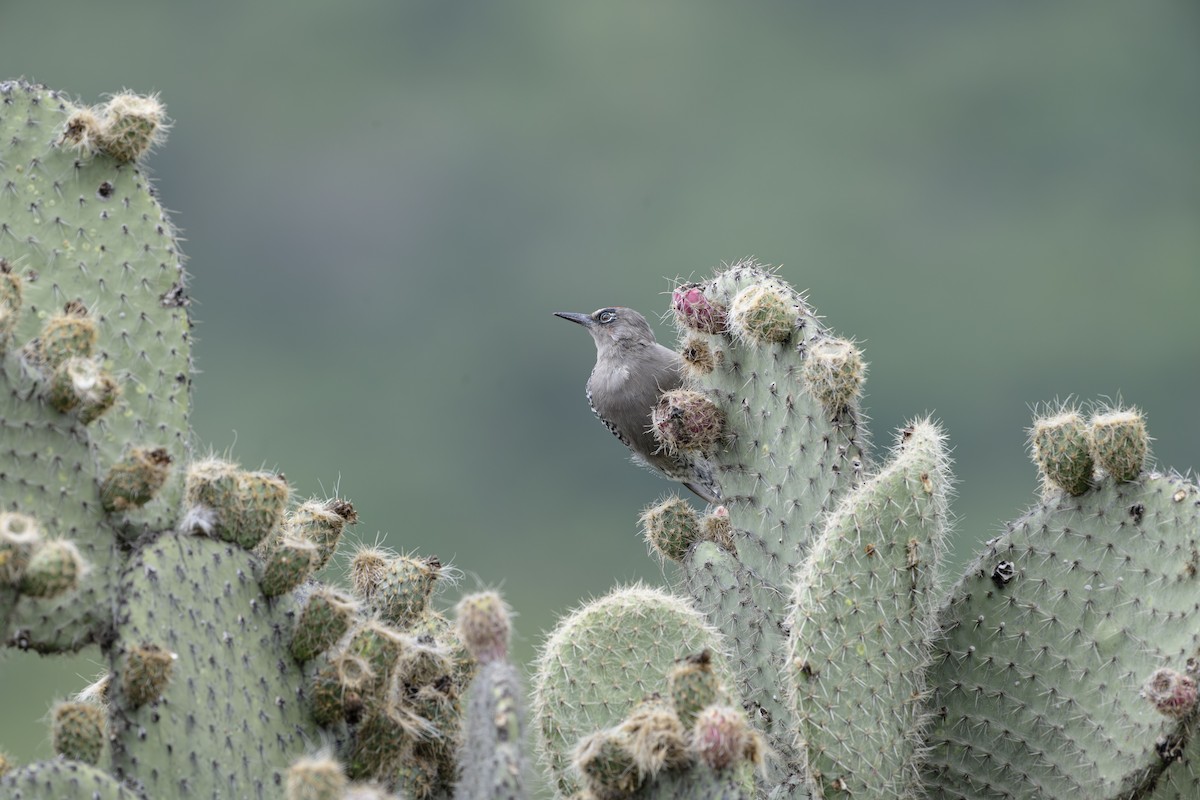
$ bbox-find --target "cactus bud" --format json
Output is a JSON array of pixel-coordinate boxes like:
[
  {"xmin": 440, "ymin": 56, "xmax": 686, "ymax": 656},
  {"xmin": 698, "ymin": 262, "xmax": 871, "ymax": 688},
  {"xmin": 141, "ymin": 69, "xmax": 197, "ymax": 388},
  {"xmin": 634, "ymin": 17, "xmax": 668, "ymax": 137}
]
[
  {"xmin": 667, "ymin": 650, "xmax": 722, "ymax": 728},
  {"xmin": 34, "ymin": 310, "xmax": 97, "ymax": 370},
  {"xmin": 1030, "ymin": 411, "xmax": 1093, "ymax": 496},
  {"xmin": 0, "ymin": 512, "xmax": 42, "ymax": 585},
  {"xmin": 51, "ymin": 700, "xmax": 105, "ymax": 764},
  {"xmin": 700, "ymin": 506, "xmax": 736, "ymax": 552},
  {"xmin": 640, "ymin": 496, "xmax": 701, "ymax": 564},
  {"xmin": 100, "ymin": 447, "xmax": 172, "ymax": 512},
  {"xmin": 618, "ymin": 696, "xmax": 690, "ymax": 777},
  {"xmin": 287, "ymin": 498, "xmax": 357, "ymax": 571},
  {"xmin": 291, "ymin": 588, "xmax": 358, "ymax": 663},
  {"xmin": 0, "ymin": 751, "xmax": 12, "ymax": 777},
  {"xmin": 20, "ymin": 540, "xmax": 84, "ymax": 598},
  {"xmin": 345, "ymin": 622, "xmax": 407, "ymax": 690},
  {"xmin": 1143, "ymin": 667, "xmax": 1198, "ymax": 719},
  {"xmin": 573, "ymin": 729, "xmax": 641, "ymax": 800},
  {"xmin": 258, "ymin": 536, "xmax": 318, "ymax": 597},
  {"xmin": 235, "ymin": 471, "xmax": 291, "ymax": 547},
  {"xmin": 47, "ymin": 357, "xmax": 120, "ymax": 423},
  {"xmin": 97, "ymin": 92, "xmax": 166, "ymax": 163},
  {"xmin": 803, "ymin": 338, "xmax": 865, "ymax": 412},
  {"xmin": 672, "ymin": 283, "xmax": 727, "ymax": 334},
  {"xmin": 651, "ymin": 389, "xmax": 725, "ymax": 455},
  {"xmin": 349, "ymin": 545, "xmax": 391, "ymax": 602},
  {"xmin": 286, "ymin": 754, "xmax": 348, "ymax": 800},
  {"xmin": 692, "ymin": 704, "xmax": 760, "ymax": 771},
  {"xmin": 122, "ymin": 643, "xmax": 176, "ymax": 708},
  {"xmin": 730, "ymin": 283, "xmax": 798, "ymax": 344},
  {"xmin": 370, "ymin": 555, "xmax": 442, "ymax": 627},
  {"xmin": 184, "ymin": 460, "xmax": 289, "ymax": 549},
  {"xmin": 455, "ymin": 591, "xmax": 511, "ymax": 664},
  {"xmin": 1089, "ymin": 408, "xmax": 1148, "ymax": 482}
]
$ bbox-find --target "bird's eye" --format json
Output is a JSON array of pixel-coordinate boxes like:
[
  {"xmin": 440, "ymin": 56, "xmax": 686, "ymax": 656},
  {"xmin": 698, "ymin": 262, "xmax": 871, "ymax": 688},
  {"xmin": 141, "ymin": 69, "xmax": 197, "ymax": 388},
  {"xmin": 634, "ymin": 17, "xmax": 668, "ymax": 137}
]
[{"xmin": 597, "ymin": 309, "xmax": 617, "ymax": 324}]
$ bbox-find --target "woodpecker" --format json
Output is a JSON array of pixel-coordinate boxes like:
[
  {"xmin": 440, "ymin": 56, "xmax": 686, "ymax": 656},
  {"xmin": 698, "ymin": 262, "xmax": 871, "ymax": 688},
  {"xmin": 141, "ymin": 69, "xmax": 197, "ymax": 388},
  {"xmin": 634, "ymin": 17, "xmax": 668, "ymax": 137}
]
[{"xmin": 555, "ymin": 306, "xmax": 721, "ymax": 503}]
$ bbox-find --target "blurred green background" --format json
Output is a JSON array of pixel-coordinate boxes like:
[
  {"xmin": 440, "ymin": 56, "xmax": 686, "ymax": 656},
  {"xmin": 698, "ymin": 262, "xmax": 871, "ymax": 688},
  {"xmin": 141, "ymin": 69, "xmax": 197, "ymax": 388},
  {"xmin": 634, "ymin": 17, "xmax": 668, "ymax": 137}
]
[{"xmin": 2, "ymin": 0, "xmax": 1197, "ymax": 766}]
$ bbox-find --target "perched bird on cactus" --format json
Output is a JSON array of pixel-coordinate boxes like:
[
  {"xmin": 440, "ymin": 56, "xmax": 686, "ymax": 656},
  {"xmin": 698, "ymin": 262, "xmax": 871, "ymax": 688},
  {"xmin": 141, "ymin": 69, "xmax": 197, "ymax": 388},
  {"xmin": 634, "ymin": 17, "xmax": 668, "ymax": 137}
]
[{"xmin": 555, "ymin": 306, "xmax": 721, "ymax": 503}]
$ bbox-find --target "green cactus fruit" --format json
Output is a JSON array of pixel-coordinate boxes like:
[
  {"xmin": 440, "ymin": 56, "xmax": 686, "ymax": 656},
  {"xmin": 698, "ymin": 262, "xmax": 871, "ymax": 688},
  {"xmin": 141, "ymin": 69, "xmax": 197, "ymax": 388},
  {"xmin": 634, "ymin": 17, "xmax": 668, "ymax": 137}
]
[
  {"xmin": 651, "ymin": 389, "xmax": 725, "ymax": 455},
  {"xmin": 47, "ymin": 357, "xmax": 120, "ymax": 423},
  {"xmin": 288, "ymin": 498, "xmax": 358, "ymax": 571},
  {"xmin": 258, "ymin": 535, "xmax": 318, "ymax": 597},
  {"xmin": 100, "ymin": 447, "xmax": 172, "ymax": 513},
  {"xmin": 573, "ymin": 729, "xmax": 641, "ymax": 800},
  {"xmin": 801, "ymin": 337, "xmax": 865, "ymax": 414},
  {"xmin": 291, "ymin": 587, "xmax": 358, "ymax": 662},
  {"xmin": 286, "ymin": 755, "xmax": 348, "ymax": 800},
  {"xmin": 533, "ymin": 585, "xmax": 733, "ymax": 797},
  {"xmin": 346, "ymin": 710, "xmax": 414, "ymax": 782},
  {"xmin": 310, "ymin": 652, "xmax": 375, "ymax": 726},
  {"xmin": 184, "ymin": 460, "xmax": 289, "ymax": 549},
  {"xmin": 922, "ymin": 447, "xmax": 1200, "ymax": 798},
  {"xmin": 667, "ymin": 650, "xmax": 722, "ymax": 728},
  {"xmin": 235, "ymin": 470, "xmax": 292, "ymax": 547},
  {"xmin": 455, "ymin": 591, "xmax": 511, "ymax": 664},
  {"xmin": 0, "ymin": 262, "xmax": 21, "ymax": 351},
  {"xmin": 182, "ymin": 456, "xmax": 240, "ymax": 530},
  {"xmin": 640, "ymin": 496, "xmax": 701, "ymax": 564},
  {"xmin": 0, "ymin": 512, "xmax": 41, "ymax": 585},
  {"xmin": 680, "ymin": 334, "xmax": 717, "ymax": 377},
  {"xmin": 0, "ymin": 760, "xmax": 140, "ymax": 800},
  {"xmin": 617, "ymin": 695, "xmax": 691, "ymax": 779},
  {"xmin": 787, "ymin": 417, "xmax": 950, "ymax": 800},
  {"xmin": 50, "ymin": 700, "xmax": 105, "ymax": 765},
  {"xmin": 19, "ymin": 540, "xmax": 84, "ymax": 598},
  {"xmin": 346, "ymin": 621, "xmax": 408, "ymax": 695},
  {"xmin": 691, "ymin": 705, "xmax": 760, "ymax": 772},
  {"xmin": 33, "ymin": 308, "xmax": 97, "ymax": 371},
  {"xmin": 729, "ymin": 282, "xmax": 798, "ymax": 344},
  {"xmin": 95, "ymin": 93, "xmax": 166, "ymax": 164},
  {"xmin": 1143, "ymin": 667, "xmax": 1198, "ymax": 719},
  {"xmin": 393, "ymin": 634, "xmax": 453, "ymax": 690},
  {"xmin": 1030, "ymin": 409, "xmax": 1094, "ymax": 495},
  {"xmin": 369, "ymin": 554, "xmax": 442, "ymax": 627},
  {"xmin": 120, "ymin": 642, "xmax": 175, "ymax": 707},
  {"xmin": 1090, "ymin": 407, "xmax": 1148, "ymax": 482},
  {"xmin": 393, "ymin": 746, "xmax": 443, "ymax": 799}
]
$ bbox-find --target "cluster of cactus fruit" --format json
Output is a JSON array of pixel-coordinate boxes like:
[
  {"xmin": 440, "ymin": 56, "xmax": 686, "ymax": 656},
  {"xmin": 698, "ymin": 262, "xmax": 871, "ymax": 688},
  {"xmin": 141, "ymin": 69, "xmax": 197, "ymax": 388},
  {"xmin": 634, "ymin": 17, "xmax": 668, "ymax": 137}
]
[{"xmin": 2, "ymin": 79, "xmax": 1198, "ymax": 800}]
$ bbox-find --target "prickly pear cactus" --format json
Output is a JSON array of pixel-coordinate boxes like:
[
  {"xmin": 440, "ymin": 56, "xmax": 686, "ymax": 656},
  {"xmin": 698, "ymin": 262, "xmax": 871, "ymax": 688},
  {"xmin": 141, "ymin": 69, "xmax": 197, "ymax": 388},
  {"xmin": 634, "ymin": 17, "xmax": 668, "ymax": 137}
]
[
  {"xmin": 6, "ymin": 78, "xmax": 1199, "ymax": 800},
  {"xmin": 533, "ymin": 260, "xmax": 1200, "ymax": 800},
  {"xmin": 0, "ymin": 80, "xmax": 516, "ymax": 800}
]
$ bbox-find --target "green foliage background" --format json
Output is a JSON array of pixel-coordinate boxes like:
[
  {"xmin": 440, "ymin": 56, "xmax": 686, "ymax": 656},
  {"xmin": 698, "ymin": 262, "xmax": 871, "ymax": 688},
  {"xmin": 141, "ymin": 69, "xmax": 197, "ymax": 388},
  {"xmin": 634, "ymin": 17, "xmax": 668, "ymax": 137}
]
[{"xmin": 1, "ymin": 0, "xmax": 1197, "ymax": 768}]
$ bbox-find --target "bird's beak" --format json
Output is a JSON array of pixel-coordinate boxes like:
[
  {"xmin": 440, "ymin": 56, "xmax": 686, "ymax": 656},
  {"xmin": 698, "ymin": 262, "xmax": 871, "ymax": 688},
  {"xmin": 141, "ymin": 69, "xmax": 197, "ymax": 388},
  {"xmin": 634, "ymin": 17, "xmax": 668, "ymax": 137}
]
[{"xmin": 554, "ymin": 311, "xmax": 593, "ymax": 328}]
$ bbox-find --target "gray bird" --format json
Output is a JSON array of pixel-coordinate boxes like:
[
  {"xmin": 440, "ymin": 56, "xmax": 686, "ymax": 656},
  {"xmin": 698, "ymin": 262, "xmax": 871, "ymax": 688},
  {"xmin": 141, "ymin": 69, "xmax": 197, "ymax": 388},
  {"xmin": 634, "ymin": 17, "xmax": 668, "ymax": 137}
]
[{"xmin": 555, "ymin": 306, "xmax": 721, "ymax": 503}]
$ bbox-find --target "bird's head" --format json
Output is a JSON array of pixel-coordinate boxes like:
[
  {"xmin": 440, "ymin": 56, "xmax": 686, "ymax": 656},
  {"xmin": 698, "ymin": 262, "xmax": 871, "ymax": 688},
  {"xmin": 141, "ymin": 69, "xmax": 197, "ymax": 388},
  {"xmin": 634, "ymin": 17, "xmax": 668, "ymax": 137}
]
[{"xmin": 554, "ymin": 306, "xmax": 657, "ymax": 350}]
